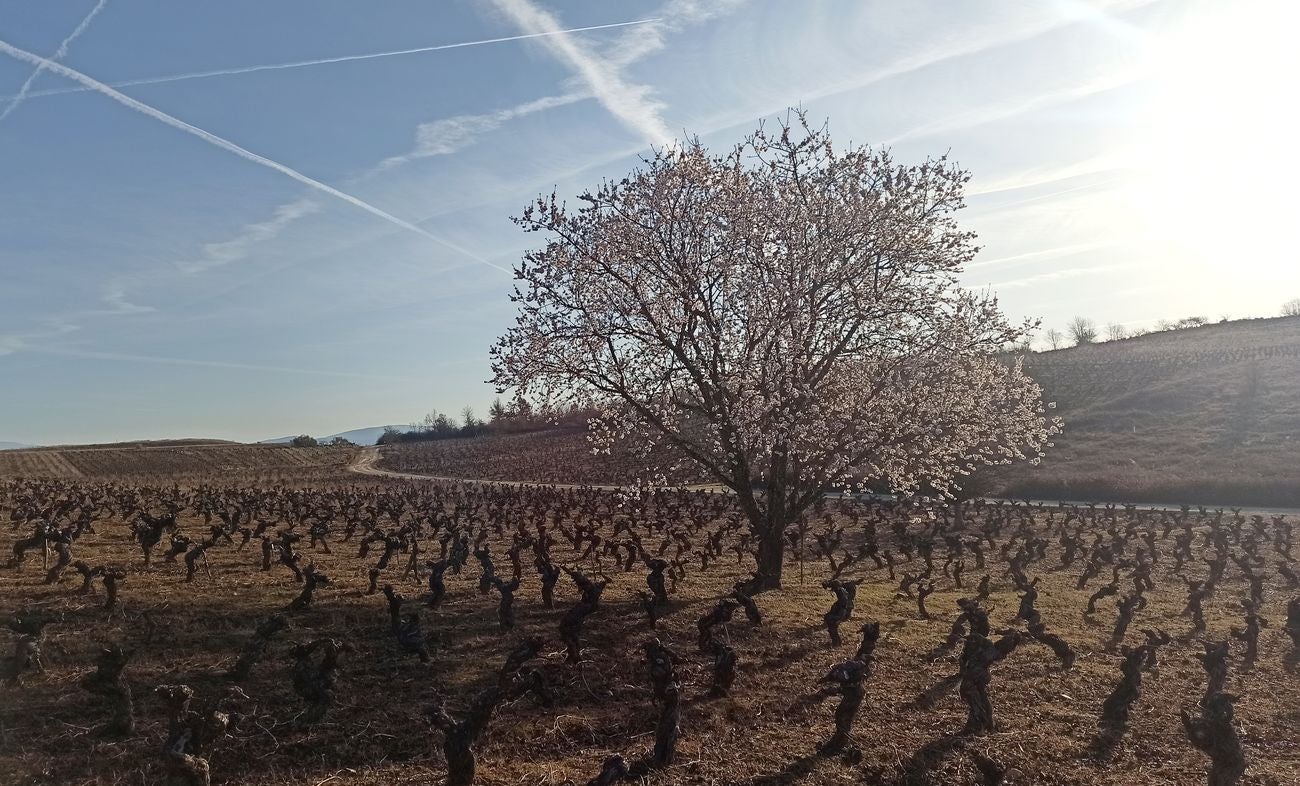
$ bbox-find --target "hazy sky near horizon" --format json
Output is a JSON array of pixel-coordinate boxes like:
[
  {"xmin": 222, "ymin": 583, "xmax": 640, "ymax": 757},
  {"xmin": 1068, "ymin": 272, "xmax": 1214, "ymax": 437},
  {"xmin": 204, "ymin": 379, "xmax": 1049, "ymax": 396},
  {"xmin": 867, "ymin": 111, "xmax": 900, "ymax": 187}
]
[{"xmin": 1, "ymin": 0, "xmax": 1297, "ymax": 445}]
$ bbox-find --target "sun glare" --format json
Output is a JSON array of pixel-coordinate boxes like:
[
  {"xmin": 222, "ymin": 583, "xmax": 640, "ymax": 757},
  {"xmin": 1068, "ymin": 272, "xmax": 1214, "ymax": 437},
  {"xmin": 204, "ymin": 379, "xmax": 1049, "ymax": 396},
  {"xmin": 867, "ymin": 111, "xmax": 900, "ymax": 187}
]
[{"xmin": 1127, "ymin": 0, "xmax": 1300, "ymax": 285}]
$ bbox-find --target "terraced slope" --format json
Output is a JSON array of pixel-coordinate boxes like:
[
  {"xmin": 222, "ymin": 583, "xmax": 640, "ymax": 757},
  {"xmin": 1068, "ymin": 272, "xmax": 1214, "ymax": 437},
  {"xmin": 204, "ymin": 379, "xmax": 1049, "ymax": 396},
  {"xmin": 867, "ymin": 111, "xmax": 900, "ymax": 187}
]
[
  {"xmin": 0, "ymin": 443, "xmax": 359, "ymax": 484},
  {"xmin": 375, "ymin": 427, "xmax": 708, "ymax": 487}
]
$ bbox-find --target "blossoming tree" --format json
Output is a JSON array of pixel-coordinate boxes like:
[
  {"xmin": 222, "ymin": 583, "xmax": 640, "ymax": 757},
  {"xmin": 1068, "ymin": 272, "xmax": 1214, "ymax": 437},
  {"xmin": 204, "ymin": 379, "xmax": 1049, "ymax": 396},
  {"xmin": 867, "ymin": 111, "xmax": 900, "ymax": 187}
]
[{"xmin": 491, "ymin": 114, "xmax": 1058, "ymax": 589}]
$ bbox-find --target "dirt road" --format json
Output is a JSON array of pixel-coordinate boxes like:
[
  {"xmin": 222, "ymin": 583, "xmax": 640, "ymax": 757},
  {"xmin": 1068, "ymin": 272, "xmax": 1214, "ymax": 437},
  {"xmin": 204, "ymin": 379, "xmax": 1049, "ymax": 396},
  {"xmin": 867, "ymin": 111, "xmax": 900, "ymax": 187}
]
[{"xmin": 345, "ymin": 446, "xmax": 662, "ymax": 490}]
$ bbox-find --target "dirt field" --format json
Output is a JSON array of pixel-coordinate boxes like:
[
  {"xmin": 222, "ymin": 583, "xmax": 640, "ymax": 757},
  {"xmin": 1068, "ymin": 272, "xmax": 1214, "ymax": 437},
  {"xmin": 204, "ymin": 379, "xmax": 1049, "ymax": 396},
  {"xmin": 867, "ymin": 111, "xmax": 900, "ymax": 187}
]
[
  {"xmin": 0, "ymin": 443, "xmax": 361, "ymax": 486},
  {"xmin": 2, "ymin": 472, "xmax": 1297, "ymax": 786},
  {"xmin": 374, "ymin": 427, "xmax": 710, "ymax": 488}
]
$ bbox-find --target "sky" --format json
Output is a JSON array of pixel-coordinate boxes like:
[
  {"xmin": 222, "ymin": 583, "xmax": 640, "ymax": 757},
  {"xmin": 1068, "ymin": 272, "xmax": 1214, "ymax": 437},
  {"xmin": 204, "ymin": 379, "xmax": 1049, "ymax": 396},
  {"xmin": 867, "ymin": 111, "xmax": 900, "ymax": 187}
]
[{"xmin": 1, "ymin": 0, "xmax": 1297, "ymax": 445}]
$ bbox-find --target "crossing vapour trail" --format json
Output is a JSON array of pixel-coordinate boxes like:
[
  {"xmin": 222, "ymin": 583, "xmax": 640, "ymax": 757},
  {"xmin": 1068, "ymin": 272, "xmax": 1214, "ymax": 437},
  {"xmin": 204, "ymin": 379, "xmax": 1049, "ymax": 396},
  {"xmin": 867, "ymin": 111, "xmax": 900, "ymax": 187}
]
[
  {"xmin": 1, "ymin": 18, "xmax": 658, "ymax": 101},
  {"xmin": 491, "ymin": 0, "xmax": 676, "ymax": 146},
  {"xmin": 0, "ymin": 37, "xmax": 510, "ymax": 274},
  {"xmin": 0, "ymin": 0, "xmax": 108, "ymax": 122}
]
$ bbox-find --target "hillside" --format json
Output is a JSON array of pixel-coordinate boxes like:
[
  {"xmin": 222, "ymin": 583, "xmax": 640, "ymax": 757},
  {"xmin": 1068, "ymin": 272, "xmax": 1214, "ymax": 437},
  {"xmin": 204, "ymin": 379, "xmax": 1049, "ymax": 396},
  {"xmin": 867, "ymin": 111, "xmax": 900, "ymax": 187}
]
[
  {"xmin": 20, "ymin": 438, "xmax": 240, "ymax": 450},
  {"xmin": 376, "ymin": 317, "xmax": 1300, "ymax": 506},
  {"xmin": 375, "ymin": 426, "xmax": 709, "ymax": 486},
  {"xmin": 982, "ymin": 315, "xmax": 1300, "ymax": 506},
  {"xmin": 0, "ymin": 441, "xmax": 360, "ymax": 484}
]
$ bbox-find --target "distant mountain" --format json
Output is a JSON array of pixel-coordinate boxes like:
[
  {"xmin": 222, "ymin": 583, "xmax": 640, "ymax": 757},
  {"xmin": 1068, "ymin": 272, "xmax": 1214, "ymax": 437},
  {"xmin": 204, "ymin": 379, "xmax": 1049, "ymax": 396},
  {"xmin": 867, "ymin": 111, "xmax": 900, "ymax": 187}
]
[
  {"xmin": 259, "ymin": 426, "xmax": 401, "ymax": 447},
  {"xmin": 0, "ymin": 441, "xmax": 33, "ymax": 451}
]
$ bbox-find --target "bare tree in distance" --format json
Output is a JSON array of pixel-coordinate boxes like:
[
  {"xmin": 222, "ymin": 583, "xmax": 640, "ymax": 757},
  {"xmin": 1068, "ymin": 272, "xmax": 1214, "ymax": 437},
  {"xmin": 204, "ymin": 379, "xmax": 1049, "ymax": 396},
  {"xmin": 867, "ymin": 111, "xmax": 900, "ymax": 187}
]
[
  {"xmin": 491, "ymin": 111, "xmax": 1058, "ymax": 590},
  {"xmin": 1068, "ymin": 317, "xmax": 1098, "ymax": 346},
  {"xmin": 1105, "ymin": 323, "xmax": 1128, "ymax": 342},
  {"xmin": 1283, "ymin": 298, "xmax": 1300, "ymax": 317},
  {"xmin": 1044, "ymin": 328, "xmax": 1065, "ymax": 351}
]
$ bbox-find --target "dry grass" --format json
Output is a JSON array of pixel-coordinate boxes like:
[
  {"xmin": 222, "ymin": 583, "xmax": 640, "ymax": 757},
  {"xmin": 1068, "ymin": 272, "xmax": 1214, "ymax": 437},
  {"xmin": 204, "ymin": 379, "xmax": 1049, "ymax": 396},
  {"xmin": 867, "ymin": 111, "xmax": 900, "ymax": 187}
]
[
  {"xmin": 977, "ymin": 317, "xmax": 1300, "ymax": 507},
  {"xmin": 2, "ymin": 479, "xmax": 1298, "ymax": 786}
]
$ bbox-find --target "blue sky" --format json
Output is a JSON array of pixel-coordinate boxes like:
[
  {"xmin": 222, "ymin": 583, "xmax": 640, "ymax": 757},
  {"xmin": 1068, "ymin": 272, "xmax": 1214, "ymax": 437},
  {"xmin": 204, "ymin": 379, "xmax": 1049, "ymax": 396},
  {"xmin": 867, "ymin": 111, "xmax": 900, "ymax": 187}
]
[{"xmin": 1, "ymin": 0, "xmax": 1296, "ymax": 445}]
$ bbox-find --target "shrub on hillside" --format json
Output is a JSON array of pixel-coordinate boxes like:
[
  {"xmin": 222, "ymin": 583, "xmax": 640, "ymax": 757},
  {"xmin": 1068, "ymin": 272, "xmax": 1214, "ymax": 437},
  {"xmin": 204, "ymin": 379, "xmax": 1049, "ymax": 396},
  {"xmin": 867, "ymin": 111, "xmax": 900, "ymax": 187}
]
[{"xmin": 1068, "ymin": 316, "xmax": 1097, "ymax": 345}]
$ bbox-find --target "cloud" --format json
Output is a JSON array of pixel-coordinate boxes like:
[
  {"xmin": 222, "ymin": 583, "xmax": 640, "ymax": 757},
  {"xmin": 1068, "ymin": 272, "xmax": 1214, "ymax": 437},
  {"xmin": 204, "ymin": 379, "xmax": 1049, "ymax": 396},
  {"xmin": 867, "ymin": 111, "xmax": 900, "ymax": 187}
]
[
  {"xmin": 0, "ymin": 319, "xmax": 83, "ymax": 359},
  {"xmin": 0, "ymin": 37, "xmax": 509, "ymax": 273},
  {"xmin": 883, "ymin": 71, "xmax": 1140, "ymax": 146},
  {"xmin": 102, "ymin": 283, "xmax": 154, "ymax": 314},
  {"xmin": 967, "ymin": 155, "xmax": 1129, "ymax": 197},
  {"xmin": 176, "ymin": 198, "xmax": 321, "ymax": 274},
  {"xmin": 828, "ymin": 0, "xmax": 1153, "ymax": 109},
  {"xmin": 375, "ymin": 93, "xmax": 586, "ymax": 172},
  {"xmin": 489, "ymin": 0, "xmax": 677, "ymax": 146},
  {"xmin": 0, "ymin": 0, "xmax": 108, "ymax": 123},
  {"xmin": 0, "ymin": 280, "xmax": 153, "ymax": 357},
  {"xmin": 966, "ymin": 242, "xmax": 1111, "ymax": 271},
  {"xmin": 375, "ymin": 0, "xmax": 748, "ymax": 171},
  {"xmin": 1, "ymin": 18, "xmax": 658, "ymax": 101},
  {"xmin": 604, "ymin": 0, "xmax": 749, "ymax": 68},
  {"xmin": 28, "ymin": 346, "xmax": 407, "ymax": 380},
  {"xmin": 985, "ymin": 265, "xmax": 1120, "ymax": 289},
  {"xmin": 156, "ymin": 0, "xmax": 741, "ymax": 288},
  {"xmin": 693, "ymin": 0, "xmax": 1157, "ymax": 141},
  {"xmin": 968, "ymin": 176, "xmax": 1126, "ymax": 219}
]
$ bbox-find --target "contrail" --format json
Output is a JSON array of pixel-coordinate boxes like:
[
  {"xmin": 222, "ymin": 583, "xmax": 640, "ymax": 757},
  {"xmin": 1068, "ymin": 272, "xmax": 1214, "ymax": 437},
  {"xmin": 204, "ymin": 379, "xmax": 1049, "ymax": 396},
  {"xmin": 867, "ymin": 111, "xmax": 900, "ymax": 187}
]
[
  {"xmin": 491, "ymin": 0, "xmax": 676, "ymax": 146},
  {"xmin": 0, "ymin": 0, "xmax": 108, "ymax": 122},
  {"xmin": 32, "ymin": 346, "xmax": 407, "ymax": 380},
  {"xmin": 2, "ymin": 18, "xmax": 659, "ymax": 101},
  {"xmin": 0, "ymin": 38, "xmax": 509, "ymax": 273}
]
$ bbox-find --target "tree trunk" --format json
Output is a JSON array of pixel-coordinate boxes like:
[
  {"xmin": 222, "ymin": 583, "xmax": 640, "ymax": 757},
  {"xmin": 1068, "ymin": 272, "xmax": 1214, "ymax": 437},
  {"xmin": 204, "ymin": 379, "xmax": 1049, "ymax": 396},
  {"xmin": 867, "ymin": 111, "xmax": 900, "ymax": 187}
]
[
  {"xmin": 754, "ymin": 524, "xmax": 784, "ymax": 590},
  {"xmin": 734, "ymin": 449, "xmax": 800, "ymax": 592},
  {"xmin": 752, "ymin": 469, "xmax": 788, "ymax": 591}
]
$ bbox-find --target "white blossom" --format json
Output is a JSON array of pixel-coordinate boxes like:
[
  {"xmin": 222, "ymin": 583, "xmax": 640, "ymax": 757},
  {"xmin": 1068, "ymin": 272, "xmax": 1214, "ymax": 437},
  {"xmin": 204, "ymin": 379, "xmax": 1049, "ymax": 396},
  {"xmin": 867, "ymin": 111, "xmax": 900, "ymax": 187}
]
[{"xmin": 491, "ymin": 112, "xmax": 1059, "ymax": 587}]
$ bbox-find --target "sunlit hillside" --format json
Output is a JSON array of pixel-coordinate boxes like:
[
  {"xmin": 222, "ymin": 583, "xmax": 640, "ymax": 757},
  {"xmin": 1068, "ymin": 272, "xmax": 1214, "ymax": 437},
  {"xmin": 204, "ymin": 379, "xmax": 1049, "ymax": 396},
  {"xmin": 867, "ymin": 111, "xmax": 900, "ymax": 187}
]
[{"xmin": 985, "ymin": 316, "xmax": 1300, "ymax": 506}]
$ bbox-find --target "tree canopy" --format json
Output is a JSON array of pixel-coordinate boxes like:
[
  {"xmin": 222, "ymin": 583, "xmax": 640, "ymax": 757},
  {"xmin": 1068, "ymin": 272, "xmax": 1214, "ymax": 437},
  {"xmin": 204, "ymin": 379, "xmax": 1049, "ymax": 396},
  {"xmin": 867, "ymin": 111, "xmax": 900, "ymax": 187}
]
[{"xmin": 492, "ymin": 113, "xmax": 1058, "ymax": 588}]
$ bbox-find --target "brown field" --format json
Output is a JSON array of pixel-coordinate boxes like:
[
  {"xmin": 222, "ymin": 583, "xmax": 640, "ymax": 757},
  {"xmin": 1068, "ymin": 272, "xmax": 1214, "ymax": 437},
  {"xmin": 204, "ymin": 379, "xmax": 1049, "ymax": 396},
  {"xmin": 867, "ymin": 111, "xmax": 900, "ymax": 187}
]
[
  {"xmin": 2, "ymin": 465, "xmax": 1298, "ymax": 786},
  {"xmin": 0, "ymin": 443, "xmax": 361, "ymax": 486},
  {"xmin": 376, "ymin": 428, "xmax": 709, "ymax": 487}
]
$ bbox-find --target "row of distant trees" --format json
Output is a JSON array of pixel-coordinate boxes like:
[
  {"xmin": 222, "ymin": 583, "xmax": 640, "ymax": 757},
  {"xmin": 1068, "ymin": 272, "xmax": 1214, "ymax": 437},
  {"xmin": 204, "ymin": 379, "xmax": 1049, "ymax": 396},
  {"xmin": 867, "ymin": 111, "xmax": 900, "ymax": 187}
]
[
  {"xmin": 282, "ymin": 400, "xmax": 593, "ymax": 448},
  {"xmin": 378, "ymin": 407, "xmax": 491, "ymax": 444},
  {"xmin": 287, "ymin": 435, "xmax": 353, "ymax": 448},
  {"xmin": 1036, "ymin": 299, "xmax": 1300, "ymax": 351},
  {"xmin": 375, "ymin": 398, "xmax": 589, "ymax": 445},
  {"xmin": 1042, "ymin": 314, "xmax": 1209, "ymax": 350}
]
